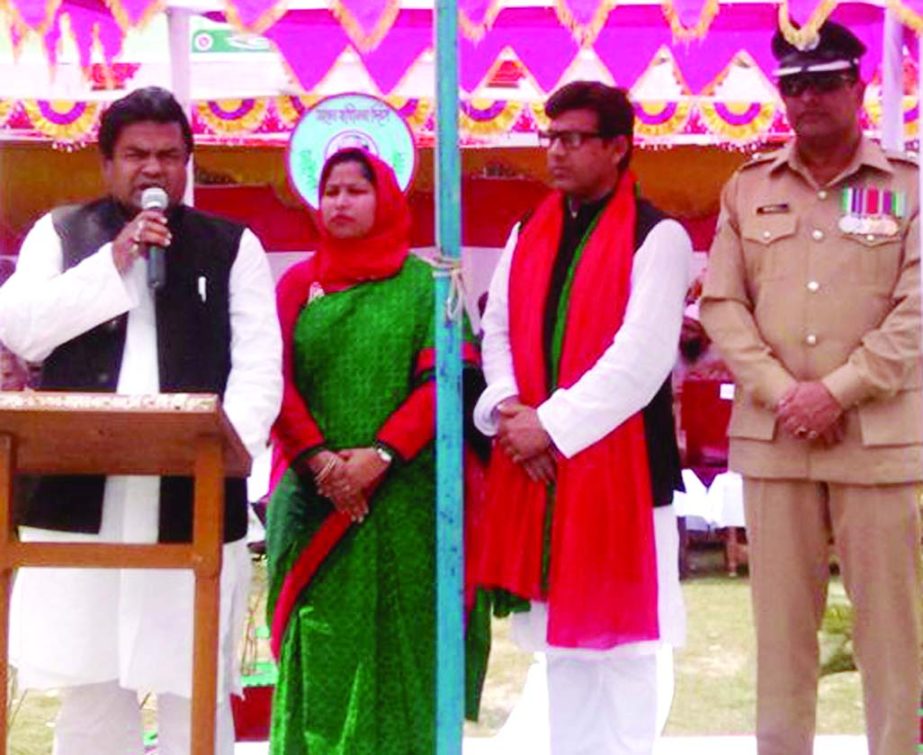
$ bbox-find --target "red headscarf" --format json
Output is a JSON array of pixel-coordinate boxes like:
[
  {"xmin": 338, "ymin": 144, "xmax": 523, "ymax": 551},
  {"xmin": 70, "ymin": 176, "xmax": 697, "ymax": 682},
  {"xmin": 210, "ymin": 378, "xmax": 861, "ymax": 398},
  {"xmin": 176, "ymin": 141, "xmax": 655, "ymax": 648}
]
[{"xmin": 312, "ymin": 149, "xmax": 412, "ymax": 288}]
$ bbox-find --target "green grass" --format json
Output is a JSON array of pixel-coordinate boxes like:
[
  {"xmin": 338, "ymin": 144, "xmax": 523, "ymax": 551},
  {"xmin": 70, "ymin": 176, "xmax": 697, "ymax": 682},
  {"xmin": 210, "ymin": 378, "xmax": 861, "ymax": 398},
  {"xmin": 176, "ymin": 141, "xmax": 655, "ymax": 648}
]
[
  {"xmin": 467, "ymin": 544, "xmax": 862, "ymax": 738},
  {"xmin": 8, "ymin": 546, "xmax": 865, "ymax": 752},
  {"xmin": 667, "ymin": 572, "xmax": 860, "ymax": 735},
  {"xmin": 8, "ymin": 686, "xmax": 56, "ymax": 755}
]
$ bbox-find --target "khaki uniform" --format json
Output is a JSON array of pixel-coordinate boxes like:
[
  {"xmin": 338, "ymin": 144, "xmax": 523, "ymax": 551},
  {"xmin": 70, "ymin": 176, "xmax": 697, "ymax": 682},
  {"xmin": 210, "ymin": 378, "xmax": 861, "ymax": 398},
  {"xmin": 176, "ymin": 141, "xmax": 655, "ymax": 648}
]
[{"xmin": 701, "ymin": 137, "xmax": 923, "ymax": 755}]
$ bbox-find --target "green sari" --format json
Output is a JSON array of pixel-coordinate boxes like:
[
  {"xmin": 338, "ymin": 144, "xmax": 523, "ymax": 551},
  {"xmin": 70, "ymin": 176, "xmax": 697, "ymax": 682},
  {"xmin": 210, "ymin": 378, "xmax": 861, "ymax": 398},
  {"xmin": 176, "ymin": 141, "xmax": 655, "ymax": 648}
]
[{"xmin": 267, "ymin": 256, "xmax": 488, "ymax": 754}]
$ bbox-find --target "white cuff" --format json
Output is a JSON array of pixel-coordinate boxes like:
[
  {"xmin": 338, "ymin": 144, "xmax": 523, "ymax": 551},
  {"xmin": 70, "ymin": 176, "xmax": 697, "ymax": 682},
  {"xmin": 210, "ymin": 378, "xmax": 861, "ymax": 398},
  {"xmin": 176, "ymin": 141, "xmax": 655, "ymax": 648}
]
[
  {"xmin": 473, "ymin": 377, "xmax": 518, "ymax": 436},
  {"xmin": 536, "ymin": 392, "xmax": 580, "ymax": 459}
]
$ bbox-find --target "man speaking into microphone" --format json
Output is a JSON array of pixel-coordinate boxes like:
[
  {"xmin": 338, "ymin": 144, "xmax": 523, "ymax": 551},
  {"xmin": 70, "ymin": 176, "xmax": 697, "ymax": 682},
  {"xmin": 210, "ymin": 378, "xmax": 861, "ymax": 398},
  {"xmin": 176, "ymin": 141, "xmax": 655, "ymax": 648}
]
[{"xmin": 0, "ymin": 87, "xmax": 282, "ymax": 754}]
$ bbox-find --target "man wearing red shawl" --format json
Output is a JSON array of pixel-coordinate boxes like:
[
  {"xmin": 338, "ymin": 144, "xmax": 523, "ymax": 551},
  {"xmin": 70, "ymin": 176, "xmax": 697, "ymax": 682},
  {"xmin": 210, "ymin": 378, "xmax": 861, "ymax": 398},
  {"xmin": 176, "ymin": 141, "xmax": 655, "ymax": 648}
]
[{"xmin": 473, "ymin": 82, "xmax": 691, "ymax": 754}]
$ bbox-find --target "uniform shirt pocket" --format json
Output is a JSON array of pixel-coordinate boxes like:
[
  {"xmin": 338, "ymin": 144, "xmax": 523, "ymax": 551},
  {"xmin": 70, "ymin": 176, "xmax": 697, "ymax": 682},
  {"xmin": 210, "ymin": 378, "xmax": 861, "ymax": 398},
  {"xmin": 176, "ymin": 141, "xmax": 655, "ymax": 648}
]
[
  {"xmin": 741, "ymin": 215, "xmax": 798, "ymax": 279},
  {"xmin": 836, "ymin": 229, "xmax": 904, "ymax": 289}
]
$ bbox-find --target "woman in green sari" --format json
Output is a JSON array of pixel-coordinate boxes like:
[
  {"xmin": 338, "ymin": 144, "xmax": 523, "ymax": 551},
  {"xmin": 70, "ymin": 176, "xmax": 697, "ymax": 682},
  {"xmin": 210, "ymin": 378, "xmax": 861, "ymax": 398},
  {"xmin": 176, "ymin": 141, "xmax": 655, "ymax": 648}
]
[{"xmin": 266, "ymin": 149, "xmax": 487, "ymax": 754}]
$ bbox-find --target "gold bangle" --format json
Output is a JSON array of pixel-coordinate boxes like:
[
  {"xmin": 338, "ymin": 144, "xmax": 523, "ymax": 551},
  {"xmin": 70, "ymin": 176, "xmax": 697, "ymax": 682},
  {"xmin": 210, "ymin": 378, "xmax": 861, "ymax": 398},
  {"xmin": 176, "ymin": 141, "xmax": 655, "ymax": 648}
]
[{"xmin": 314, "ymin": 456, "xmax": 338, "ymax": 484}]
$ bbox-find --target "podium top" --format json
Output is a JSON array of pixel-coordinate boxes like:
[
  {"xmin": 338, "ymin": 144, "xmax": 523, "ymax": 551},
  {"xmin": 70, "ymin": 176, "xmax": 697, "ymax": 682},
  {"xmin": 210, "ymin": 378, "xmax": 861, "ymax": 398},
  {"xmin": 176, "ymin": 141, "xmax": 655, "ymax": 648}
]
[{"xmin": 0, "ymin": 392, "xmax": 251, "ymax": 477}]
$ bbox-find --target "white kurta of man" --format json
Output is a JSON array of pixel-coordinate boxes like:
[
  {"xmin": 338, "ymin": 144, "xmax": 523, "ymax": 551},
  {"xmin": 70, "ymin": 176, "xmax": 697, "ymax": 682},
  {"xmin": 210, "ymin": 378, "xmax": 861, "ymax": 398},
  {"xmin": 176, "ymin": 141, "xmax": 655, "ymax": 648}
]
[
  {"xmin": 0, "ymin": 213, "xmax": 283, "ymax": 697},
  {"xmin": 473, "ymin": 218, "xmax": 691, "ymax": 656}
]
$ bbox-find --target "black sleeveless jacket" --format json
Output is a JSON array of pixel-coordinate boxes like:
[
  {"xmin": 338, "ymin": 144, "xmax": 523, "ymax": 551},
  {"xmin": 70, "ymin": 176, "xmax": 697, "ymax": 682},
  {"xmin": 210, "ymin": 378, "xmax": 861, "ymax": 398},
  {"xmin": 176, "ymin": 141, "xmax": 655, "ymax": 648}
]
[
  {"xmin": 19, "ymin": 197, "xmax": 250, "ymax": 543},
  {"xmin": 530, "ymin": 195, "xmax": 684, "ymax": 506}
]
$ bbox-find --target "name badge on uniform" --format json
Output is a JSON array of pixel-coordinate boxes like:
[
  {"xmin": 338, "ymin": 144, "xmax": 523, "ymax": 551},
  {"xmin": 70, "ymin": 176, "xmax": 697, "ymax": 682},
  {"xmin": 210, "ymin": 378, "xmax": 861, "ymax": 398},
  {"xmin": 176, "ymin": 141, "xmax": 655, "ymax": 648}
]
[
  {"xmin": 838, "ymin": 186, "xmax": 904, "ymax": 237},
  {"xmin": 756, "ymin": 203, "xmax": 791, "ymax": 215}
]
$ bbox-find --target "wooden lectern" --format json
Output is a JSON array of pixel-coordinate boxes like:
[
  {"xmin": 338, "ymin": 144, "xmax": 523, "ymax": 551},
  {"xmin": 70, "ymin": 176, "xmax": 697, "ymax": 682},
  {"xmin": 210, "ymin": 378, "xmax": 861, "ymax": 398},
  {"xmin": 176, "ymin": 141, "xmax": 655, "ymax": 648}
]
[{"xmin": 0, "ymin": 391, "xmax": 251, "ymax": 755}]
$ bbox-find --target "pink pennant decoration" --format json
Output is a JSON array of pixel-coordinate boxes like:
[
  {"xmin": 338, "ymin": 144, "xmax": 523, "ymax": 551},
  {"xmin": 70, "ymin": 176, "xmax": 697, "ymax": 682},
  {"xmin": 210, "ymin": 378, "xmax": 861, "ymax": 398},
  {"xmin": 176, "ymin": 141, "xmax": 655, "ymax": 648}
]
[
  {"xmin": 667, "ymin": 0, "xmax": 715, "ymax": 31},
  {"xmin": 0, "ymin": 0, "xmax": 900, "ymax": 105},
  {"xmin": 262, "ymin": 14, "xmax": 350, "ymax": 92},
  {"xmin": 8, "ymin": 0, "xmax": 61, "ymax": 32},
  {"xmin": 67, "ymin": 9, "xmax": 125, "ymax": 66},
  {"xmin": 677, "ymin": 0, "xmax": 709, "ymax": 29},
  {"xmin": 223, "ymin": 0, "xmax": 284, "ymax": 32},
  {"xmin": 357, "ymin": 14, "xmax": 432, "ymax": 92},
  {"xmin": 10, "ymin": 0, "xmax": 155, "ymax": 33},
  {"xmin": 459, "ymin": 0, "xmax": 502, "ymax": 38},
  {"xmin": 556, "ymin": 0, "xmax": 608, "ymax": 29},
  {"xmin": 109, "ymin": 0, "xmax": 161, "ymax": 28},
  {"xmin": 41, "ymin": 8, "xmax": 63, "ymax": 64},
  {"xmin": 460, "ymin": 9, "xmax": 579, "ymax": 91},
  {"xmin": 330, "ymin": 0, "xmax": 401, "ymax": 50}
]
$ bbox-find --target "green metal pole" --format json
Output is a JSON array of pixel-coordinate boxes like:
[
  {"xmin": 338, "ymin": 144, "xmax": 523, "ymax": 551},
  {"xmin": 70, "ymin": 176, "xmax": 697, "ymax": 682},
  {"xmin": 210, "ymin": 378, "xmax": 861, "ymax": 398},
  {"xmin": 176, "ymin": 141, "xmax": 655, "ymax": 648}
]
[{"xmin": 433, "ymin": 0, "xmax": 464, "ymax": 753}]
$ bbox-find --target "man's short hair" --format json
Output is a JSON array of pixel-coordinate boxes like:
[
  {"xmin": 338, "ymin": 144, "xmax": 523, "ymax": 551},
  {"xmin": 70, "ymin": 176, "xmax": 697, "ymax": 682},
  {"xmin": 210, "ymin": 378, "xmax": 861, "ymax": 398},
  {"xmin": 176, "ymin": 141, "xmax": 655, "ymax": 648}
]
[
  {"xmin": 545, "ymin": 81, "xmax": 634, "ymax": 168},
  {"xmin": 98, "ymin": 87, "xmax": 194, "ymax": 160}
]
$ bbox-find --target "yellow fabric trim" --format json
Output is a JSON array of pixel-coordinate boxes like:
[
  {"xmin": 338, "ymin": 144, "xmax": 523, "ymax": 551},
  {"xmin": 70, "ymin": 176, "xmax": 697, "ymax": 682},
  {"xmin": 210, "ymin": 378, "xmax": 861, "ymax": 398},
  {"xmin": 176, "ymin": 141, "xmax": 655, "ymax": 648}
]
[
  {"xmin": 275, "ymin": 95, "xmax": 318, "ymax": 127},
  {"xmin": 459, "ymin": 99, "xmax": 523, "ymax": 137},
  {"xmin": 698, "ymin": 100, "xmax": 776, "ymax": 143},
  {"xmin": 634, "ymin": 100, "xmax": 691, "ymax": 138},
  {"xmin": 197, "ymin": 98, "xmax": 270, "ymax": 135},
  {"xmin": 385, "ymin": 95, "xmax": 432, "ymax": 132},
  {"xmin": 22, "ymin": 99, "xmax": 100, "ymax": 144}
]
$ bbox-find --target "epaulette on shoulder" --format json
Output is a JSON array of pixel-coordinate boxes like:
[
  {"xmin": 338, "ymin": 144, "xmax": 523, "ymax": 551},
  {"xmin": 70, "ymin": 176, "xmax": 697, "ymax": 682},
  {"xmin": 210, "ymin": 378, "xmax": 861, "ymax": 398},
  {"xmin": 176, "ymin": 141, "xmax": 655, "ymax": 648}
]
[
  {"xmin": 738, "ymin": 150, "xmax": 778, "ymax": 171},
  {"xmin": 884, "ymin": 148, "xmax": 918, "ymax": 166}
]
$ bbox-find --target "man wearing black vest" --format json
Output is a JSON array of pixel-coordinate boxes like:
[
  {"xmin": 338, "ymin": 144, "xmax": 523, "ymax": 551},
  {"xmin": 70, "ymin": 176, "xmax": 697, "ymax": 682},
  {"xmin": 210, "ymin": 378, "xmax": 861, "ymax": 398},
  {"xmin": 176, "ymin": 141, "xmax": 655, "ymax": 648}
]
[
  {"xmin": 473, "ymin": 82, "xmax": 690, "ymax": 754},
  {"xmin": 0, "ymin": 87, "xmax": 282, "ymax": 755}
]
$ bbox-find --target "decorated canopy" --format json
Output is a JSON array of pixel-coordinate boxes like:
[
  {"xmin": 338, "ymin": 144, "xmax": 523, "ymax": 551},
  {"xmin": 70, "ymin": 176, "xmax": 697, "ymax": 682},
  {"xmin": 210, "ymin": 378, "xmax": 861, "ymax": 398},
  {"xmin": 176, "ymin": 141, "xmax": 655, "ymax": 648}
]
[
  {"xmin": 1, "ymin": 0, "xmax": 922, "ymax": 81},
  {"xmin": 0, "ymin": 0, "xmax": 922, "ymax": 148}
]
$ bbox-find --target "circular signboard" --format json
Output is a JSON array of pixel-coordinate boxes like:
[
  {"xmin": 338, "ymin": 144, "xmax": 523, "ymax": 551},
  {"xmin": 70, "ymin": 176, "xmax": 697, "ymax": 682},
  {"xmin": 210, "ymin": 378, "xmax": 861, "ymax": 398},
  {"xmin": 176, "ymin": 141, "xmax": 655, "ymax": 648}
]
[{"xmin": 286, "ymin": 93, "xmax": 416, "ymax": 209}]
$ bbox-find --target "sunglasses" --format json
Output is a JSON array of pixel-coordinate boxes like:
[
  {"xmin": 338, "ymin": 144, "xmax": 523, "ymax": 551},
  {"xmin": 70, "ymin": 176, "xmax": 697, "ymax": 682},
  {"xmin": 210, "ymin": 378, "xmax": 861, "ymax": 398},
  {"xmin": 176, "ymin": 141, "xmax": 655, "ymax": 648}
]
[
  {"xmin": 537, "ymin": 130, "xmax": 604, "ymax": 150},
  {"xmin": 778, "ymin": 72, "xmax": 857, "ymax": 98}
]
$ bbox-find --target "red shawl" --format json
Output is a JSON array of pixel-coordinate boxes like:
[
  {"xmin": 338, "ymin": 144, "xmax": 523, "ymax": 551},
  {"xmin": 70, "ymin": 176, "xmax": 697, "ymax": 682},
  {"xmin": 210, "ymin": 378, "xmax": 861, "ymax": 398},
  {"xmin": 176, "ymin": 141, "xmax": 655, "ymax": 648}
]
[{"xmin": 475, "ymin": 171, "xmax": 659, "ymax": 649}]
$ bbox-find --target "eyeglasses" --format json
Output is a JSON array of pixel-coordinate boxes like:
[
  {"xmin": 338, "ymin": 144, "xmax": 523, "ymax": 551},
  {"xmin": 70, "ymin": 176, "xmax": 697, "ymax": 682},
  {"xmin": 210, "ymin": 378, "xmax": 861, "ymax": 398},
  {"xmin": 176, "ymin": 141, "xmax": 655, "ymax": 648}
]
[
  {"xmin": 777, "ymin": 72, "xmax": 856, "ymax": 98},
  {"xmin": 537, "ymin": 129, "xmax": 604, "ymax": 149}
]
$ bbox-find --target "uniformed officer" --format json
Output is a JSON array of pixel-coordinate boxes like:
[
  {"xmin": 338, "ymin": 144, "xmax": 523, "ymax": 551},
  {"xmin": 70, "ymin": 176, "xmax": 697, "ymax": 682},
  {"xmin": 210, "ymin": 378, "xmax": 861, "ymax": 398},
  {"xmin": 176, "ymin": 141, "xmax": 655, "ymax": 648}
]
[{"xmin": 700, "ymin": 20, "xmax": 922, "ymax": 755}]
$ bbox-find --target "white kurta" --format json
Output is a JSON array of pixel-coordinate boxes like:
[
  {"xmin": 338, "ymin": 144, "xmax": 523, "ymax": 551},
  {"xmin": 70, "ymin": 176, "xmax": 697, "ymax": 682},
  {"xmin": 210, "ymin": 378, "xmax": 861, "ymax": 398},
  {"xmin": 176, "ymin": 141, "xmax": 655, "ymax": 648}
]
[
  {"xmin": 473, "ymin": 217, "xmax": 692, "ymax": 653},
  {"xmin": 0, "ymin": 212, "xmax": 283, "ymax": 697}
]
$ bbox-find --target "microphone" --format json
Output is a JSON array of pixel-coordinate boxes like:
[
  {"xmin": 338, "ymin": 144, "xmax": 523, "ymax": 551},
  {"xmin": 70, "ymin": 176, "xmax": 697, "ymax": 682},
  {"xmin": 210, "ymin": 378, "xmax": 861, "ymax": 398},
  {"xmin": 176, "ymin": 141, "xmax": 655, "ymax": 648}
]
[{"xmin": 141, "ymin": 187, "xmax": 169, "ymax": 291}]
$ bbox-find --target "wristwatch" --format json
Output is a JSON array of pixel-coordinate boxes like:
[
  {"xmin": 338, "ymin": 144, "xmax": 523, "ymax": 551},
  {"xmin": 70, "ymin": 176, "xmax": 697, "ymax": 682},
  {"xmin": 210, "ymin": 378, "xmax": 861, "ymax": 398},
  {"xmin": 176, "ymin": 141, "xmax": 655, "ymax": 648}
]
[{"xmin": 374, "ymin": 444, "xmax": 394, "ymax": 465}]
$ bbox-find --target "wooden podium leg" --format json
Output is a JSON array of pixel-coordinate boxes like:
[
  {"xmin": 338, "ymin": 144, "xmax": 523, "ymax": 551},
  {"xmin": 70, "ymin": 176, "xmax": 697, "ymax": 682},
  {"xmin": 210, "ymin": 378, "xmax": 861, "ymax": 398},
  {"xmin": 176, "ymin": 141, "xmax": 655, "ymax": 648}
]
[
  {"xmin": 191, "ymin": 436, "xmax": 224, "ymax": 755},
  {"xmin": 0, "ymin": 435, "xmax": 15, "ymax": 755}
]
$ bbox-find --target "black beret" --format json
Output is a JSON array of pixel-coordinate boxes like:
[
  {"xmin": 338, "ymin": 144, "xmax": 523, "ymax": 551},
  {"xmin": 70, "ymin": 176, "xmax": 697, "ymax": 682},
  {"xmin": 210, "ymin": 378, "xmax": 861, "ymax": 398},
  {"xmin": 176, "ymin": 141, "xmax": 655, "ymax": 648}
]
[{"xmin": 771, "ymin": 20, "xmax": 866, "ymax": 77}]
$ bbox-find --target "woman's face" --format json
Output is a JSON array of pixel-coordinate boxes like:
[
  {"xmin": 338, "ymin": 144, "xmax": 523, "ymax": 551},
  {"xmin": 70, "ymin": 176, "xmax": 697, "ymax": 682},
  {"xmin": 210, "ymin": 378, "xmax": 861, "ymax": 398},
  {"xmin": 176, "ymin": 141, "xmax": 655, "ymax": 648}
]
[{"xmin": 320, "ymin": 161, "xmax": 377, "ymax": 239}]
